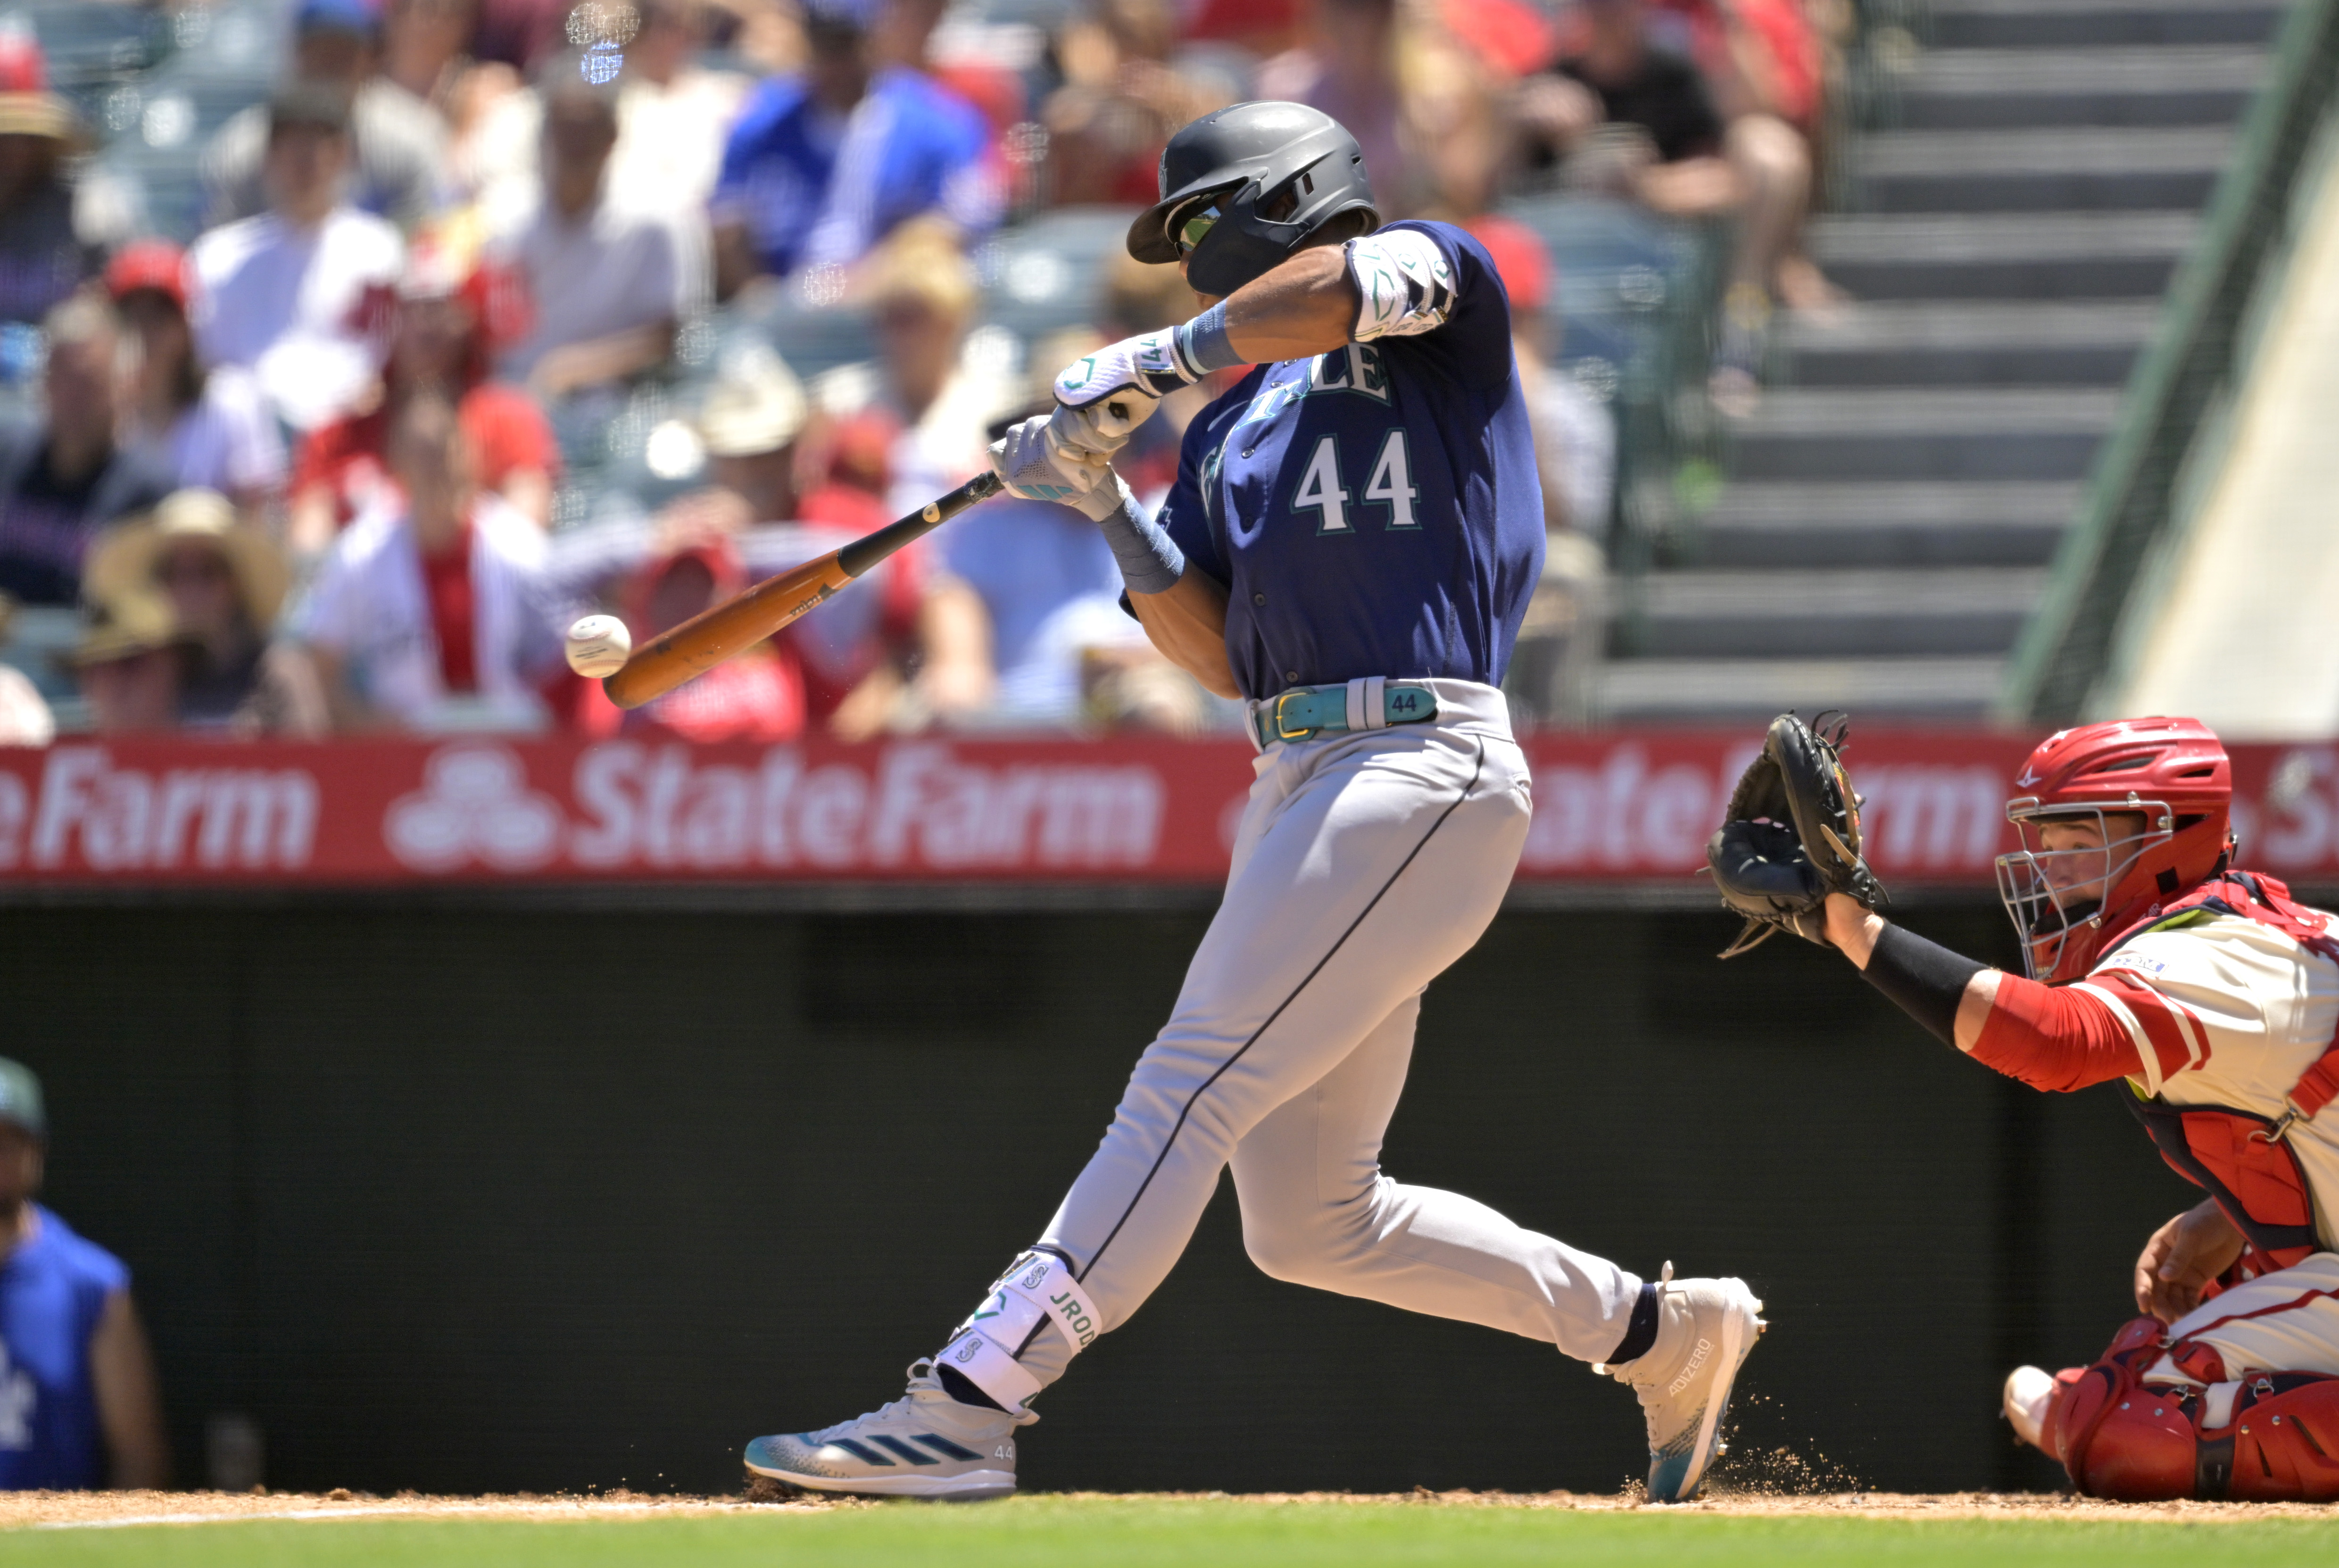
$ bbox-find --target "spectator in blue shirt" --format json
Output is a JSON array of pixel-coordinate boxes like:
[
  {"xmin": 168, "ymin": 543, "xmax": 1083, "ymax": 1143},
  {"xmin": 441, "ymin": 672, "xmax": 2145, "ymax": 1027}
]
[
  {"xmin": 0, "ymin": 1058, "xmax": 168, "ymax": 1490},
  {"xmin": 709, "ymin": 0, "xmax": 999, "ymax": 298}
]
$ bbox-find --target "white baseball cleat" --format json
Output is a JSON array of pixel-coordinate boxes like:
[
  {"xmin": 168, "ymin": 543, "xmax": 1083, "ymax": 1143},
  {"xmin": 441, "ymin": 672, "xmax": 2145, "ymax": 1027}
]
[
  {"xmin": 1600, "ymin": 1264, "xmax": 1766, "ymax": 1503},
  {"xmin": 743, "ymin": 1360, "xmax": 1030, "ymax": 1500},
  {"xmin": 2003, "ymin": 1364, "xmax": 2057, "ymax": 1451}
]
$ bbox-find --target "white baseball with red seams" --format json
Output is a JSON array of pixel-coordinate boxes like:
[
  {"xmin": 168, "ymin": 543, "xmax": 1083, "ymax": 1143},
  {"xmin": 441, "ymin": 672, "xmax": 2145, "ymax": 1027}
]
[{"xmin": 563, "ymin": 615, "xmax": 631, "ymax": 679}]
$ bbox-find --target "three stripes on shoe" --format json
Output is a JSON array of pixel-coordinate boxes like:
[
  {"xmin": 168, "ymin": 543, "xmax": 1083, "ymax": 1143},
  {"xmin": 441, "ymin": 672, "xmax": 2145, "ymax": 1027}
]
[{"xmin": 815, "ymin": 1433, "xmax": 983, "ymax": 1466}]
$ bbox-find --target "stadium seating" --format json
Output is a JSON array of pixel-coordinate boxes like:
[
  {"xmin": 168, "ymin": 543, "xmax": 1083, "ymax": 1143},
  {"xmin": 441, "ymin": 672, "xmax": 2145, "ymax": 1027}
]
[{"xmin": 1599, "ymin": 0, "xmax": 2289, "ymax": 725}]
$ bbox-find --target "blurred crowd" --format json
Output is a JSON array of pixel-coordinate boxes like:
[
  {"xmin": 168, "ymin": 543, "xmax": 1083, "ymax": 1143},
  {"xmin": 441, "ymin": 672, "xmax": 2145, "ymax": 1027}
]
[{"xmin": 0, "ymin": 0, "xmax": 1858, "ymax": 749}]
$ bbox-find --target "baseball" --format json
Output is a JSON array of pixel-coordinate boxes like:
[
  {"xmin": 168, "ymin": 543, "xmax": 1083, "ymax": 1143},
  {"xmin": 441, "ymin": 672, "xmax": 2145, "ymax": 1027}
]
[{"xmin": 564, "ymin": 614, "xmax": 632, "ymax": 679}]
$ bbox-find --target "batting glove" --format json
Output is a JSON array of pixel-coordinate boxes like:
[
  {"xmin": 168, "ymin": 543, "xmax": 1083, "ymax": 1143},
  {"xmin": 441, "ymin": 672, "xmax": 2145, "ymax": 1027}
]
[
  {"xmin": 989, "ymin": 414, "xmax": 1126, "ymax": 520},
  {"xmin": 1052, "ymin": 328, "xmax": 1200, "ymax": 450}
]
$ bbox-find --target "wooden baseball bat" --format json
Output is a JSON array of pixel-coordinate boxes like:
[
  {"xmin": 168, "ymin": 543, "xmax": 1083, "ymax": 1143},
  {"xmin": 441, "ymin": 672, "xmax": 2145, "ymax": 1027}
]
[{"xmin": 602, "ymin": 470, "xmax": 1004, "ymax": 710}]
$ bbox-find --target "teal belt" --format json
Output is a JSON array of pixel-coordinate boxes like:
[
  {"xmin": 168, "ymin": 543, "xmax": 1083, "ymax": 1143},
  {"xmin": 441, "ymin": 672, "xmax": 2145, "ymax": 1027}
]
[{"xmin": 1250, "ymin": 681, "xmax": 1439, "ymax": 747}]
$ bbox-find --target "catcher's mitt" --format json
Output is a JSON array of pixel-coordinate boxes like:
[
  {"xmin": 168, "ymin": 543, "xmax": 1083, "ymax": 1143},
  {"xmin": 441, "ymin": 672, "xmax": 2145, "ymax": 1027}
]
[{"xmin": 1705, "ymin": 711, "xmax": 1885, "ymax": 957}]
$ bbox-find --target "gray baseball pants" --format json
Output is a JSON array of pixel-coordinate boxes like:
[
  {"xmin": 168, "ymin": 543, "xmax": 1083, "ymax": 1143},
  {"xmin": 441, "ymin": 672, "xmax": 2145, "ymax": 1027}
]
[{"xmin": 1009, "ymin": 679, "xmax": 1644, "ymax": 1390}]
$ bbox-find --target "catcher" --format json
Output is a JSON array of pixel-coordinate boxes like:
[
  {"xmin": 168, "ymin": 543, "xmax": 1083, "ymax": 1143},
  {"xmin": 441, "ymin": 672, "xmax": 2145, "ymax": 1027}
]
[{"xmin": 1709, "ymin": 713, "xmax": 2339, "ymax": 1502}]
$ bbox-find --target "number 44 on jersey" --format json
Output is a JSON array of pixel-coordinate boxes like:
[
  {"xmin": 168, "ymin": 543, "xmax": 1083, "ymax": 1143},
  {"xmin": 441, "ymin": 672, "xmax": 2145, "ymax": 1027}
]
[{"xmin": 1290, "ymin": 430, "xmax": 1421, "ymax": 535}]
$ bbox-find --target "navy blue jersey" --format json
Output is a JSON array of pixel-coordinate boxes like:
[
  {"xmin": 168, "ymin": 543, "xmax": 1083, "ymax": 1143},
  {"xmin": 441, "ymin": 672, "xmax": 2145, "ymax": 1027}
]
[
  {"xmin": 1154, "ymin": 220, "xmax": 1544, "ymax": 699},
  {"xmin": 0, "ymin": 1205, "xmax": 127, "ymax": 1490}
]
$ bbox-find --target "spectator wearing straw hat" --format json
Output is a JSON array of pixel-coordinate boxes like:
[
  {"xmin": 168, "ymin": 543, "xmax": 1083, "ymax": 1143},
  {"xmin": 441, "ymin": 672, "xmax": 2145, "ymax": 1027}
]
[
  {"xmin": 85, "ymin": 491, "xmax": 326, "ymax": 735},
  {"xmin": 59, "ymin": 588, "xmax": 191, "ymax": 736},
  {"xmin": 0, "ymin": 296, "xmax": 174, "ymax": 607},
  {"xmin": 0, "ymin": 1057, "xmax": 167, "ymax": 1489},
  {"xmin": 0, "ymin": 33, "xmax": 96, "ymax": 327},
  {"xmin": 107, "ymin": 243, "xmax": 289, "ymax": 510}
]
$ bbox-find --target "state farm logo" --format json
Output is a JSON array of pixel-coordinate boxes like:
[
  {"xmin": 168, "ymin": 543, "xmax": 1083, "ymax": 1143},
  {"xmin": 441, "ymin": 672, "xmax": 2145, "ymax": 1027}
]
[
  {"xmin": 566, "ymin": 741, "xmax": 1164, "ymax": 871},
  {"xmin": 1516, "ymin": 744, "xmax": 2016, "ymax": 875},
  {"xmin": 374, "ymin": 740, "xmax": 1170, "ymax": 876},
  {"xmin": 0, "ymin": 747, "xmax": 317, "ymax": 872},
  {"xmin": 384, "ymin": 744, "xmax": 563, "ymax": 872}
]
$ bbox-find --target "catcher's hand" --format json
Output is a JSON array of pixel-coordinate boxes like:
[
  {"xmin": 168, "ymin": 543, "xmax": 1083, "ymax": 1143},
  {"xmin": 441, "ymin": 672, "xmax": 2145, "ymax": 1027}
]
[{"xmin": 1706, "ymin": 711, "xmax": 1885, "ymax": 957}]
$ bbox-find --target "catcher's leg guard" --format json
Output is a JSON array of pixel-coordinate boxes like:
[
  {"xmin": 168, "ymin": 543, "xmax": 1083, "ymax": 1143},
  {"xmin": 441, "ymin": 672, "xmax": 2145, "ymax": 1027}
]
[
  {"xmin": 2221, "ymin": 1375, "xmax": 2339, "ymax": 1502},
  {"xmin": 2053, "ymin": 1316, "xmax": 2339, "ymax": 1501}
]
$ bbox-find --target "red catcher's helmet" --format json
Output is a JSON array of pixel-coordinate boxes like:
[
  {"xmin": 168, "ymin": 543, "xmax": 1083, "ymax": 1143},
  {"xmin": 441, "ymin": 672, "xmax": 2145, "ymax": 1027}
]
[{"xmin": 1995, "ymin": 717, "xmax": 2233, "ymax": 983}]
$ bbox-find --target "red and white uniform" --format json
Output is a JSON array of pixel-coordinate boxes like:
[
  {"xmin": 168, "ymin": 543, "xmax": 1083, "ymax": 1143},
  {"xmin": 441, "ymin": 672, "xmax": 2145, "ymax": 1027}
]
[{"xmin": 1972, "ymin": 888, "xmax": 2339, "ymax": 1381}]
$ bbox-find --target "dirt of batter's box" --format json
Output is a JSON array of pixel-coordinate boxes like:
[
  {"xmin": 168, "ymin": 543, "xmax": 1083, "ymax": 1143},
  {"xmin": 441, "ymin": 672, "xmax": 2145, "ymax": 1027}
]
[{"xmin": 2, "ymin": 1487, "xmax": 2333, "ymax": 1528}]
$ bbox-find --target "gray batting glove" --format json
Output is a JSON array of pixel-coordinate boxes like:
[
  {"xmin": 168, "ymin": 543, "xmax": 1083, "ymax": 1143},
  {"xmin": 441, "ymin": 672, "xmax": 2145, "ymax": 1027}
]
[{"xmin": 990, "ymin": 414, "xmax": 1120, "ymax": 514}]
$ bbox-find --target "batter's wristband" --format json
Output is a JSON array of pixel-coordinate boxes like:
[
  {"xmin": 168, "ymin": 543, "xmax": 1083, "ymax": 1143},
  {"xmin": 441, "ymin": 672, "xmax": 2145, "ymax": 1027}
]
[
  {"xmin": 1175, "ymin": 302, "xmax": 1241, "ymax": 376},
  {"xmin": 1092, "ymin": 478, "xmax": 1186, "ymax": 596},
  {"xmin": 1860, "ymin": 922, "xmax": 1988, "ymax": 1047}
]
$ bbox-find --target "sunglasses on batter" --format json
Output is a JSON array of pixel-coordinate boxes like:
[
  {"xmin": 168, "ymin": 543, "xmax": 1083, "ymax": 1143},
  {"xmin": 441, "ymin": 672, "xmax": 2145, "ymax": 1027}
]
[{"xmin": 1172, "ymin": 202, "xmax": 1220, "ymax": 256}]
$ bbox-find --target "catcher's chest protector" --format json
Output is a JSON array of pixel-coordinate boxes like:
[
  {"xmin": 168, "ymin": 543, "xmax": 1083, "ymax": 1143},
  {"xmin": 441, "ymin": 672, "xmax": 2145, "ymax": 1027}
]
[
  {"xmin": 2108, "ymin": 873, "xmax": 2339, "ymax": 1276},
  {"xmin": 2053, "ymin": 1317, "xmax": 2339, "ymax": 1501}
]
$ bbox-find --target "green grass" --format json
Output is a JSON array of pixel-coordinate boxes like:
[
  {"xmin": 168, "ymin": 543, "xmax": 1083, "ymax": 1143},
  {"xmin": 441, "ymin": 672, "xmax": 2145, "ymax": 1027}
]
[{"xmin": 2, "ymin": 1498, "xmax": 2334, "ymax": 1568}]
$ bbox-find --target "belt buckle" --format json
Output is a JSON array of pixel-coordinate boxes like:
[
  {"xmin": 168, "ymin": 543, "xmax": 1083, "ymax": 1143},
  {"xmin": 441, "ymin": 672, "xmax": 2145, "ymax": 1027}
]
[{"xmin": 1273, "ymin": 691, "xmax": 1315, "ymax": 742}]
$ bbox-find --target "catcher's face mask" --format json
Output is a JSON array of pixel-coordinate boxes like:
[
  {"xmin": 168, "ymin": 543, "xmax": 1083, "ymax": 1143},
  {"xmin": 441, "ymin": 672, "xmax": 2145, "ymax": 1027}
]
[{"xmin": 1994, "ymin": 801, "xmax": 2169, "ymax": 981}]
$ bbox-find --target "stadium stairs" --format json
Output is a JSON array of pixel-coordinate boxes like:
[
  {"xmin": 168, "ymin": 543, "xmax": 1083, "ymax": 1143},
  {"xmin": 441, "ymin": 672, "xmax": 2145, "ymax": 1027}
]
[{"xmin": 1597, "ymin": 0, "xmax": 2291, "ymax": 727}]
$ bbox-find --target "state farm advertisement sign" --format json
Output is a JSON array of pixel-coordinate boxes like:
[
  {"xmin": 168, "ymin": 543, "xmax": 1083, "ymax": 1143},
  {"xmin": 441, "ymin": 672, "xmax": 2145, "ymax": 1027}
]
[{"xmin": 1, "ymin": 733, "xmax": 2337, "ymax": 888}]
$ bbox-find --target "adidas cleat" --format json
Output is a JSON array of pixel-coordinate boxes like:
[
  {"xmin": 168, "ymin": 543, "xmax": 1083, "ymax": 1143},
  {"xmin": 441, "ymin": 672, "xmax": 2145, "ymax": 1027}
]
[
  {"xmin": 1601, "ymin": 1264, "xmax": 1766, "ymax": 1503},
  {"xmin": 743, "ymin": 1360, "xmax": 1028, "ymax": 1500}
]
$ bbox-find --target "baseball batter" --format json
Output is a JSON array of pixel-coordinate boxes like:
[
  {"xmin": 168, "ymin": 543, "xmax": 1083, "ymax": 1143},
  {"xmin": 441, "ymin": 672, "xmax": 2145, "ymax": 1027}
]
[
  {"xmin": 1742, "ymin": 716, "xmax": 2339, "ymax": 1501},
  {"xmin": 744, "ymin": 102, "xmax": 1763, "ymax": 1503}
]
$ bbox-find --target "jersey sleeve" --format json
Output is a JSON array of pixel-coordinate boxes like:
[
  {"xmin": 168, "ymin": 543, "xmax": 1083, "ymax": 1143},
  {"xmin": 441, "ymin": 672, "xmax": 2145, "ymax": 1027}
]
[
  {"xmin": 1154, "ymin": 392, "xmax": 1244, "ymax": 589},
  {"xmin": 1969, "ymin": 923, "xmax": 2253, "ymax": 1095},
  {"xmin": 1969, "ymin": 973, "xmax": 2153, "ymax": 1092},
  {"xmin": 1345, "ymin": 220, "xmax": 1514, "ymax": 394}
]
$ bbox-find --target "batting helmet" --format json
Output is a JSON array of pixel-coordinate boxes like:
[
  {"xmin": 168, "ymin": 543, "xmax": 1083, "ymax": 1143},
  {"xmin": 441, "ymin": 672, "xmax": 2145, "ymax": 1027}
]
[
  {"xmin": 1994, "ymin": 716, "xmax": 2234, "ymax": 983},
  {"xmin": 1126, "ymin": 101, "xmax": 1379, "ymax": 299}
]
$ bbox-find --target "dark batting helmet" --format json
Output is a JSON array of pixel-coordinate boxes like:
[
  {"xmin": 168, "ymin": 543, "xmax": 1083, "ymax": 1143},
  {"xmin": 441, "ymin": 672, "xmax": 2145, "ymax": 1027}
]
[{"xmin": 1127, "ymin": 101, "xmax": 1379, "ymax": 298}]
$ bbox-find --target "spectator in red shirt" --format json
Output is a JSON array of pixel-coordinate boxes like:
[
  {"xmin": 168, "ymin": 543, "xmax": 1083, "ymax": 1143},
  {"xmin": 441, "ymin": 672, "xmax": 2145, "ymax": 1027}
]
[
  {"xmin": 578, "ymin": 535, "xmax": 805, "ymax": 742},
  {"xmin": 288, "ymin": 392, "xmax": 574, "ymax": 731},
  {"xmin": 637, "ymin": 347, "xmax": 991, "ymax": 737},
  {"xmin": 287, "ymin": 233, "xmax": 558, "ymax": 558}
]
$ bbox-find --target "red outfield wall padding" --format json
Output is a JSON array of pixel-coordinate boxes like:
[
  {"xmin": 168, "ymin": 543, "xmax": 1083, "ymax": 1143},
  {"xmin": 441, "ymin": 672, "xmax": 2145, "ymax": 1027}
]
[{"xmin": 1, "ymin": 733, "xmax": 2336, "ymax": 887}]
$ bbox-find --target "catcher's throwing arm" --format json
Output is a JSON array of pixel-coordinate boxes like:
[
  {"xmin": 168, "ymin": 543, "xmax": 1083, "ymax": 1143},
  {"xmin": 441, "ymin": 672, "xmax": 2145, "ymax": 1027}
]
[{"xmin": 602, "ymin": 471, "xmax": 1004, "ymax": 710}]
